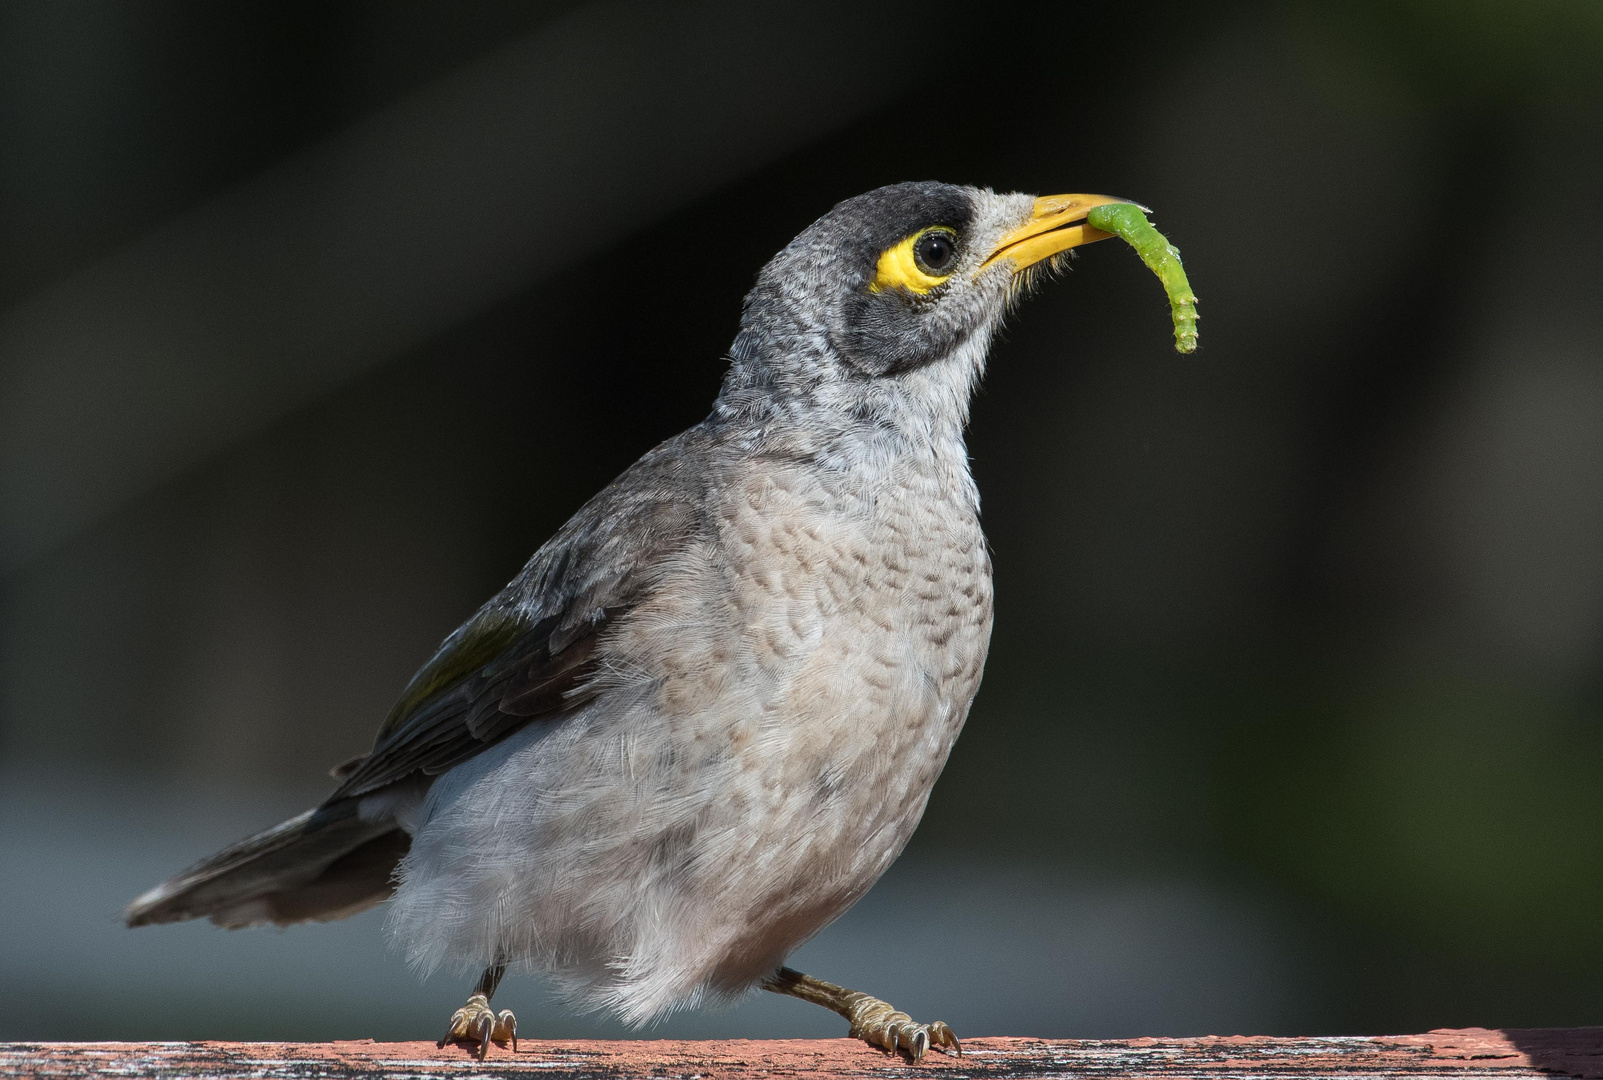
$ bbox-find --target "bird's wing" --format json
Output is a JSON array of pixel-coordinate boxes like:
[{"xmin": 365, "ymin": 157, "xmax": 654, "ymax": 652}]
[
  {"xmin": 327, "ymin": 432, "xmax": 709, "ymax": 802},
  {"xmin": 325, "ymin": 608, "xmax": 597, "ymax": 800}
]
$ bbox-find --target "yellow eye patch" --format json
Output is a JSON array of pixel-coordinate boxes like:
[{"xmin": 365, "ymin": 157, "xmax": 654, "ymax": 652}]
[{"xmin": 868, "ymin": 228, "xmax": 957, "ymax": 295}]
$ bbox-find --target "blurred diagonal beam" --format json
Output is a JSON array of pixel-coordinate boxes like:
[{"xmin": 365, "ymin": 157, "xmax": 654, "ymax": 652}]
[{"xmin": 0, "ymin": 0, "xmax": 937, "ymax": 576}]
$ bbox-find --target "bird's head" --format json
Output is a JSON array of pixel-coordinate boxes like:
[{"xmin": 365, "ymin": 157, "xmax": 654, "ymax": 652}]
[{"xmin": 717, "ymin": 181, "xmax": 1125, "ymax": 438}]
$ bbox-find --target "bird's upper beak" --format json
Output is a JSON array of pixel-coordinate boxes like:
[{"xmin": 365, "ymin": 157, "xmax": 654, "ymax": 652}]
[{"xmin": 981, "ymin": 193, "xmax": 1134, "ymax": 273}]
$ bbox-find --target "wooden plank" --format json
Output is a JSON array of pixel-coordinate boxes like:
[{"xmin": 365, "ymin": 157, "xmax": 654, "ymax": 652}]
[{"xmin": 4, "ymin": 1030, "xmax": 1603, "ymax": 1080}]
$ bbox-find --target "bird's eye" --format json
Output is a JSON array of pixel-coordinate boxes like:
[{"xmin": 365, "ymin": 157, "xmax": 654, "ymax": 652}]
[
  {"xmin": 913, "ymin": 229, "xmax": 957, "ymax": 274},
  {"xmin": 869, "ymin": 226, "xmax": 962, "ymax": 295}
]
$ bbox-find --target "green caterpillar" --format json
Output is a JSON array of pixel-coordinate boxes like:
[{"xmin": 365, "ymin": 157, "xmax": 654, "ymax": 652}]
[{"xmin": 1086, "ymin": 203, "xmax": 1198, "ymax": 354}]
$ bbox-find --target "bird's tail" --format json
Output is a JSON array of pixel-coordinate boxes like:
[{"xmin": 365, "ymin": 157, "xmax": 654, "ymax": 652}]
[{"xmin": 125, "ymin": 800, "xmax": 410, "ymax": 929}]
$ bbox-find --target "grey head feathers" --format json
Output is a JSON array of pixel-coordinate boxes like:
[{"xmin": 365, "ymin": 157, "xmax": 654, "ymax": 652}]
[{"xmin": 716, "ymin": 182, "xmax": 1037, "ymax": 442}]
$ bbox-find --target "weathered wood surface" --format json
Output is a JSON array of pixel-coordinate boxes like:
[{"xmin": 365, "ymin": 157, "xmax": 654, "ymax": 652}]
[{"xmin": 5, "ymin": 1029, "xmax": 1603, "ymax": 1079}]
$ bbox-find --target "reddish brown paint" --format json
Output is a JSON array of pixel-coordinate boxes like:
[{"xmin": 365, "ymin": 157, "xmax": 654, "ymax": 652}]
[{"xmin": 5, "ymin": 1029, "xmax": 1603, "ymax": 1079}]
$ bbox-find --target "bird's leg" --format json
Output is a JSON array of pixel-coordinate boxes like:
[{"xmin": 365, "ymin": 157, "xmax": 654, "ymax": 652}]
[
  {"xmin": 438, "ymin": 961, "xmax": 518, "ymax": 1058},
  {"xmin": 762, "ymin": 966, "xmax": 960, "ymax": 1062}
]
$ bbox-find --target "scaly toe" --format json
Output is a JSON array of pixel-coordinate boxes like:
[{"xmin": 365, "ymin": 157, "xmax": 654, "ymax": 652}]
[
  {"xmin": 437, "ymin": 1004, "xmax": 473, "ymax": 1049},
  {"xmin": 847, "ymin": 997, "xmax": 959, "ymax": 1063},
  {"xmin": 437, "ymin": 994, "xmax": 516, "ymax": 1058},
  {"xmin": 928, "ymin": 1020, "xmax": 962, "ymax": 1057},
  {"xmin": 493, "ymin": 1008, "xmax": 518, "ymax": 1052}
]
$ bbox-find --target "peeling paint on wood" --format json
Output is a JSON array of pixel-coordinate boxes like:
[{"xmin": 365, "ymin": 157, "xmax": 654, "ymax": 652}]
[{"xmin": 4, "ymin": 1029, "xmax": 1603, "ymax": 1080}]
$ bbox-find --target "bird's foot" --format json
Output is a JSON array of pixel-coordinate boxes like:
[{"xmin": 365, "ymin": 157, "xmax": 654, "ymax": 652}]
[
  {"xmin": 437, "ymin": 993, "xmax": 517, "ymax": 1059},
  {"xmin": 761, "ymin": 967, "xmax": 960, "ymax": 1063},
  {"xmin": 845, "ymin": 994, "xmax": 961, "ymax": 1063}
]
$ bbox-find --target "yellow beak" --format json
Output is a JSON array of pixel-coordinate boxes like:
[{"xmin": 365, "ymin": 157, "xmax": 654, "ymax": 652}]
[{"xmin": 982, "ymin": 193, "xmax": 1134, "ymax": 273}]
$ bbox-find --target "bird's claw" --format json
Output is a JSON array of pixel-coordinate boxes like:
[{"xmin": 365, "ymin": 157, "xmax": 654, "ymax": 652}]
[
  {"xmin": 437, "ymin": 993, "xmax": 517, "ymax": 1058},
  {"xmin": 846, "ymin": 995, "xmax": 961, "ymax": 1062}
]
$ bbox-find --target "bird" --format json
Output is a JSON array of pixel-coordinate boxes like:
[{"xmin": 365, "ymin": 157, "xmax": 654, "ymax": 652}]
[{"xmin": 126, "ymin": 181, "xmax": 1128, "ymax": 1061}]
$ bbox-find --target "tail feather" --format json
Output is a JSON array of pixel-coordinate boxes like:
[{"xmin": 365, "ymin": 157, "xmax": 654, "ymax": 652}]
[{"xmin": 125, "ymin": 801, "xmax": 410, "ymax": 929}]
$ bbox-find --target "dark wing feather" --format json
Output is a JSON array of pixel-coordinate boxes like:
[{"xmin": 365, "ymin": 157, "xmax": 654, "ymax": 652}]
[
  {"xmin": 327, "ymin": 609, "xmax": 611, "ymax": 800},
  {"xmin": 326, "ymin": 429, "xmax": 710, "ymax": 804}
]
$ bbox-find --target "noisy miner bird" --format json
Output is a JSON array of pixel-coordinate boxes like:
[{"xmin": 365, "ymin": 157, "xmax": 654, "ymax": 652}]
[{"xmin": 127, "ymin": 181, "xmax": 1131, "ymax": 1060}]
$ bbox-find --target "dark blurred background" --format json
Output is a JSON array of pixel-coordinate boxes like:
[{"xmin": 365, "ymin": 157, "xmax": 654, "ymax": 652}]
[{"xmin": 3, "ymin": 0, "xmax": 1602, "ymax": 1044}]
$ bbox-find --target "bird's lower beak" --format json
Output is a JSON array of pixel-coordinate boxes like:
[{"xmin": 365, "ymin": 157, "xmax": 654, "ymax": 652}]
[{"xmin": 981, "ymin": 193, "xmax": 1134, "ymax": 273}]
